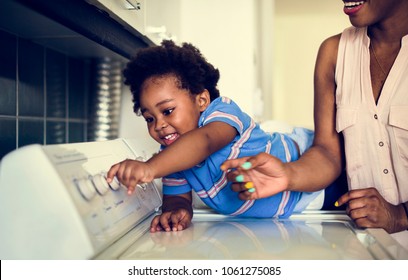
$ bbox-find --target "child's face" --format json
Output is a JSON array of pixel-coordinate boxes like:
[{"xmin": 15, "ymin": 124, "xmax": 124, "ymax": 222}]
[{"xmin": 139, "ymin": 75, "xmax": 209, "ymax": 146}]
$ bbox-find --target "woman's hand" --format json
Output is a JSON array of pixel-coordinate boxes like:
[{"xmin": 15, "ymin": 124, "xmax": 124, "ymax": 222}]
[
  {"xmin": 221, "ymin": 152, "xmax": 290, "ymax": 200},
  {"xmin": 336, "ymin": 187, "xmax": 408, "ymax": 233}
]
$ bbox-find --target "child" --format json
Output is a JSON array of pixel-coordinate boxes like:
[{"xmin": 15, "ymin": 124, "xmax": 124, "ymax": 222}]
[{"xmin": 107, "ymin": 40, "xmax": 323, "ymax": 232}]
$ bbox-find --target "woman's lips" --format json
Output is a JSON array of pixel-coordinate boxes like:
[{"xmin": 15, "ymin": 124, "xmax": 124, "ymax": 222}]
[{"xmin": 343, "ymin": 1, "xmax": 365, "ymax": 16}]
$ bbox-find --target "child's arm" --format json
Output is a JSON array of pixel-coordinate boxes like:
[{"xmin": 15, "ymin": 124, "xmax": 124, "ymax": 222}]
[
  {"xmin": 106, "ymin": 121, "xmax": 237, "ymax": 192},
  {"xmin": 149, "ymin": 121, "xmax": 237, "ymax": 177}
]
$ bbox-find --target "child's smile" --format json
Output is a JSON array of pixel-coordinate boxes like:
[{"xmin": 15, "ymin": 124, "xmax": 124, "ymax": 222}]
[
  {"xmin": 139, "ymin": 75, "xmax": 208, "ymax": 147},
  {"xmin": 162, "ymin": 133, "xmax": 179, "ymax": 146}
]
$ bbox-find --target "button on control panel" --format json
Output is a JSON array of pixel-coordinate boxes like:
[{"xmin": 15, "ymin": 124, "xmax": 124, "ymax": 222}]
[
  {"xmin": 71, "ymin": 156, "xmax": 148, "ymax": 201},
  {"xmin": 92, "ymin": 173, "xmax": 110, "ymax": 195},
  {"xmin": 73, "ymin": 173, "xmax": 114, "ymax": 200},
  {"xmin": 74, "ymin": 177, "xmax": 97, "ymax": 201}
]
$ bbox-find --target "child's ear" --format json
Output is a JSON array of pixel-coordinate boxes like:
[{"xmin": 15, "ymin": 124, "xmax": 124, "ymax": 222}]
[{"xmin": 197, "ymin": 90, "xmax": 211, "ymax": 112}]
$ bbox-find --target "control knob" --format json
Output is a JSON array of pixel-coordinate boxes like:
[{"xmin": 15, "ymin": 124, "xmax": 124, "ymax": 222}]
[
  {"xmin": 92, "ymin": 173, "xmax": 110, "ymax": 195},
  {"xmin": 107, "ymin": 175, "xmax": 121, "ymax": 191},
  {"xmin": 74, "ymin": 178, "xmax": 97, "ymax": 200}
]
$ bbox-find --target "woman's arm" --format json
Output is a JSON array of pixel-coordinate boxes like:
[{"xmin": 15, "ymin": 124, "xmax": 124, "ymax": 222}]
[
  {"xmin": 223, "ymin": 34, "xmax": 344, "ymax": 199},
  {"xmin": 285, "ymin": 34, "xmax": 345, "ymax": 192}
]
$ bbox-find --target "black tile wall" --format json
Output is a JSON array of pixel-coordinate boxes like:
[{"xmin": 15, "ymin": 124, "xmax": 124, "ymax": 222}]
[
  {"xmin": 0, "ymin": 29, "xmax": 90, "ymax": 160},
  {"xmin": 18, "ymin": 39, "xmax": 45, "ymax": 117},
  {"xmin": 0, "ymin": 30, "xmax": 17, "ymax": 116},
  {"xmin": 68, "ymin": 57, "xmax": 88, "ymax": 119},
  {"xmin": 46, "ymin": 121, "xmax": 66, "ymax": 145},
  {"xmin": 18, "ymin": 119, "xmax": 44, "ymax": 147},
  {"xmin": 0, "ymin": 119, "xmax": 16, "ymax": 159},
  {"xmin": 46, "ymin": 49, "xmax": 66, "ymax": 119},
  {"xmin": 69, "ymin": 122, "xmax": 85, "ymax": 143}
]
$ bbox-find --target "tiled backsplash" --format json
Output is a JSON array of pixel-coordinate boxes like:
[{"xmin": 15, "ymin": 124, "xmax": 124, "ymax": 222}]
[{"xmin": 0, "ymin": 29, "xmax": 90, "ymax": 159}]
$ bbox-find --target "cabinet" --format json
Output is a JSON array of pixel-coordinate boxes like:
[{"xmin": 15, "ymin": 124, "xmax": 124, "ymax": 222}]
[
  {"xmin": 14, "ymin": 0, "xmax": 152, "ymax": 59},
  {"xmin": 86, "ymin": 0, "xmax": 147, "ymax": 40},
  {"xmin": 86, "ymin": 0, "xmax": 181, "ymax": 45}
]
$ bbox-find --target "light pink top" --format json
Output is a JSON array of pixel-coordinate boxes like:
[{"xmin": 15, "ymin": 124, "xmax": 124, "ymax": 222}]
[{"xmin": 335, "ymin": 26, "xmax": 408, "ymax": 205}]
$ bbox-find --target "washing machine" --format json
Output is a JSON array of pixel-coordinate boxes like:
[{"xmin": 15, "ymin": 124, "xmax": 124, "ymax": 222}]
[{"xmin": 0, "ymin": 139, "xmax": 407, "ymax": 260}]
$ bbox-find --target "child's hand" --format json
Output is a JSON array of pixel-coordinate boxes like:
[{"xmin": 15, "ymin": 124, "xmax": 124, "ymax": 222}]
[
  {"xmin": 106, "ymin": 159, "xmax": 155, "ymax": 195},
  {"xmin": 150, "ymin": 209, "xmax": 192, "ymax": 232}
]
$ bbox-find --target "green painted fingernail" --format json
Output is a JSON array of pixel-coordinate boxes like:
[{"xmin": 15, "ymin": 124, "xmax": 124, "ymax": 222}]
[
  {"xmin": 247, "ymin": 188, "xmax": 256, "ymax": 193},
  {"xmin": 241, "ymin": 162, "xmax": 252, "ymax": 170},
  {"xmin": 236, "ymin": 174, "xmax": 244, "ymax": 182}
]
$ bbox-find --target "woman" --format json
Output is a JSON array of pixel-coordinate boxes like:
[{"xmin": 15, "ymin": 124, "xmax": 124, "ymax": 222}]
[{"xmin": 222, "ymin": 0, "xmax": 408, "ymax": 247}]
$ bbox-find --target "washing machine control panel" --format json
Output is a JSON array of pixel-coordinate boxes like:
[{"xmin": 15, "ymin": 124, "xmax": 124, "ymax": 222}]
[{"xmin": 42, "ymin": 139, "xmax": 162, "ymax": 253}]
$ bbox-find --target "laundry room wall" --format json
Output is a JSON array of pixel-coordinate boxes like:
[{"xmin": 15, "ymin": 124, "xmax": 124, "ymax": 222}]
[{"xmin": 271, "ymin": 0, "xmax": 350, "ymax": 128}]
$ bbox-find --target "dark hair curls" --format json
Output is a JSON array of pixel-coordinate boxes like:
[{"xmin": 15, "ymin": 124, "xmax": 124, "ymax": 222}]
[{"xmin": 123, "ymin": 40, "xmax": 220, "ymax": 114}]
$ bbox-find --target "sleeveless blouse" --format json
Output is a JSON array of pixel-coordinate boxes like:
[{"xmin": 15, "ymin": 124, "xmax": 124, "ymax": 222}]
[{"xmin": 335, "ymin": 26, "xmax": 408, "ymax": 204}]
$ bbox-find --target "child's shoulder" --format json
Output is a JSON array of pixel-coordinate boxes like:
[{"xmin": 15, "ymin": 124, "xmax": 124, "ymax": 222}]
[
  {"xmin": 201, "ymin": 96, "xmax": 245, "ymax": 123},
  {"xmin": 219, "ymin": 96, "xmax": 232, "ymax": 104},
  {"xmin": 209, "ymin": 96, "xmax": 232, "ymax": 105},
  {"xmin": 207, "ymin": 96, "xmax": 242, "ymax": 112}
]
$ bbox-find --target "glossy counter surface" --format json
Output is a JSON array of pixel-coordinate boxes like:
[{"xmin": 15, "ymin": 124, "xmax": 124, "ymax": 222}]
[{"xmin": 96, "ymin": 210, "xmax": 408, "ymax": 260}]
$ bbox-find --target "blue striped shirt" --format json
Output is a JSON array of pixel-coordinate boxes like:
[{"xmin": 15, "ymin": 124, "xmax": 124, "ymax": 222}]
[{"xmin": 162, "ymin": 96, "xmax": 302, "ymax": 218}]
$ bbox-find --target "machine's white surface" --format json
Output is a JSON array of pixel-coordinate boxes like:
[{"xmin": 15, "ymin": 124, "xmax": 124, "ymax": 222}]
[
  {"xmin": 0, "ymin": 139, "xmax": 161, "ymax": 259},
  {"xmin": 95, "ymin": 210, "xmax": 408, "ymax": 260},
  {"xmin": 1, "ymin": 139, "xmax": 407, "ymax": 260}
]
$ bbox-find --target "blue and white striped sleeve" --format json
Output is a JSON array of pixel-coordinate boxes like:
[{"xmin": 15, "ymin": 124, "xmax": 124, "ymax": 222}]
[
  {"xmin": 201, "ymin": 97, "xmax": 246, "ymax": 135},
  {"xmin": 162, "ymin": 173, "xmax": 191, "ymax": 195}
]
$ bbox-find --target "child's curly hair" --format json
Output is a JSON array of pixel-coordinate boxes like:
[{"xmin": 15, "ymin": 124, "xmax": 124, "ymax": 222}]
[{"xmin": 123, "ymin": 40, "xmax": 220, "ymax": 114}]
